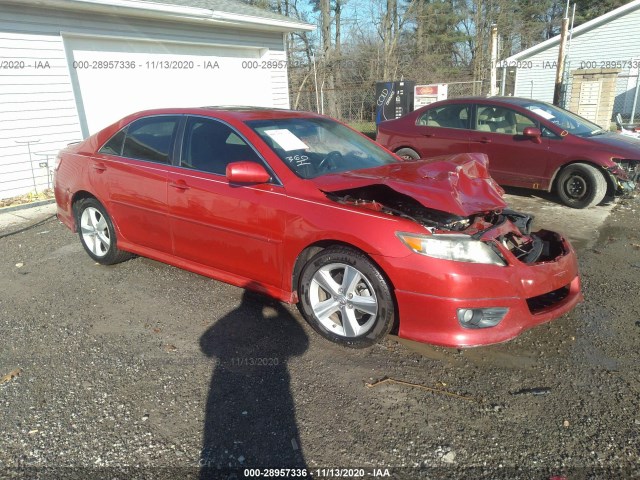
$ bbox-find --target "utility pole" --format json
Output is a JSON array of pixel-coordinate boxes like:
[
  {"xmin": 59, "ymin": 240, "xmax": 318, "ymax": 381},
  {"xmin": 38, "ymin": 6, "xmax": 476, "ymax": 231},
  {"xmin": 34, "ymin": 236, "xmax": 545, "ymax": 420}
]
[
  {"xmin": 553, "ymin": 5, "xmax": 570, "ymax": 105},
  {"xmin": 490, "ymin": 24, "xmax": 498, "ymax": 96}
]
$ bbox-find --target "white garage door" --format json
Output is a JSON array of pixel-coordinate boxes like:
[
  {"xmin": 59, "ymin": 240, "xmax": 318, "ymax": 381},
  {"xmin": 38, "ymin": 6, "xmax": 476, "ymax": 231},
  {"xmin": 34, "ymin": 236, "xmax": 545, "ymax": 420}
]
[{"xmin": 63, "ymin": 35, "xmax": 280, "ymax": 136}]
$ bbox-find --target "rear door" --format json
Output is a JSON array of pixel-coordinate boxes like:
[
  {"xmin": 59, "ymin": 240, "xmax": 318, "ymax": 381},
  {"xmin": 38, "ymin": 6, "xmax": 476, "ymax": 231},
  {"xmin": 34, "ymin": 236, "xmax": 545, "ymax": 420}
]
[
  {"xmin": 412, "ymin": 103, "xmax": 472, "ymax": 157},
  {"xmin": 90, "ymin": 115, "xmax": 180, "ymax": 253},
  {"xmin": 167, "ymin": 116, "xmax": 287, "ymax": 287}
]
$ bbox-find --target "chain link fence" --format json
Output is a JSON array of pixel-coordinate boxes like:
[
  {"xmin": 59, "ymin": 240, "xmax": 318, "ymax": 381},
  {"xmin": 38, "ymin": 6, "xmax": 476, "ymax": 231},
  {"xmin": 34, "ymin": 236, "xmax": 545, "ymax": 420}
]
[{"xmin": 613, "ymin": 74, "xmax": 640, "ymax": 125}]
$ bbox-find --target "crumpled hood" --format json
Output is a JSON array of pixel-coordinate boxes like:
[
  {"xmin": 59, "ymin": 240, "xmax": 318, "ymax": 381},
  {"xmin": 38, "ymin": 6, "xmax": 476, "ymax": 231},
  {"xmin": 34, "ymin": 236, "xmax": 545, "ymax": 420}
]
[{"xmin": 311, "ymin": 152, "xmax": 507, "ymax": 217}]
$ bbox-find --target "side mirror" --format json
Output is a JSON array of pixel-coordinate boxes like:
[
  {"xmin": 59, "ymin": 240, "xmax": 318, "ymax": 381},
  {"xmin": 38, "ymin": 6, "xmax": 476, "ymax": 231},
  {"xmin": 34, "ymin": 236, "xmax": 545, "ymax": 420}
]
[
  {"xmin": 226, "ymin": 161, "xmax": 271, "ymax": 184},
  {"xmin": 522, "ymin": 127, "xmax": 542, "ymax": 144}
]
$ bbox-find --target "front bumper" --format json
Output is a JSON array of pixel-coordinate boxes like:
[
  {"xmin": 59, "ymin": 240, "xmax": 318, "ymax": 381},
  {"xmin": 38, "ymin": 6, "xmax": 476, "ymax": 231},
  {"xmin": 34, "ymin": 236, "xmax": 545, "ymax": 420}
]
[{"xmin": 374, "ymin": 231, "xmax": 583, "ymax": 347}]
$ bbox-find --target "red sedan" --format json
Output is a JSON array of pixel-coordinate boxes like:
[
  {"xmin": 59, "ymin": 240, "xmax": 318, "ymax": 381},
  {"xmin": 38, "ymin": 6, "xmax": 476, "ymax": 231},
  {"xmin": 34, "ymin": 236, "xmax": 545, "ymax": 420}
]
[
  {"xmin": 54, "ymin": 107, "xmax": 582, "ymax": 348},
  {"xmin": 377, "ymin": 97, "xmax": 639, "ymax": 209}
]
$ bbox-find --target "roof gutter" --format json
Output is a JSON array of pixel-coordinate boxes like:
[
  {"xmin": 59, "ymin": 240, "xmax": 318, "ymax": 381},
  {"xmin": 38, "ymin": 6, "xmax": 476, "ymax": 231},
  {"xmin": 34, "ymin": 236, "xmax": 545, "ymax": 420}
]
[{"xmin": 4, "ymin": 0, "xmax": 315, "ymax": 33}]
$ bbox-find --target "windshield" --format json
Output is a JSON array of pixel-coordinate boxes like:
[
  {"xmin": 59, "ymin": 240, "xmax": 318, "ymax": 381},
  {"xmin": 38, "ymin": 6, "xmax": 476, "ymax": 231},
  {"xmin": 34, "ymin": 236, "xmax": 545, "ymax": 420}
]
[
  {"xmin": 522, "ymin": 101, "xmax": 604, "ymax": 137},
  {"xmin": 246, "ymin": 117, "xmax": 399, "ymax": 179}
]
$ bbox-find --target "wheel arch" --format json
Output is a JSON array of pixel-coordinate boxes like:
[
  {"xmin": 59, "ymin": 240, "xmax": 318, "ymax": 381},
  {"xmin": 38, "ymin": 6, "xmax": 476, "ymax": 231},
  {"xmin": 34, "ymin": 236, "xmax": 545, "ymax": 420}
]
[
  {"xmin": 393, "ymin": 146, "xmax": 421, "ymax": 158},
  {"xmin": 70, "ymin": 190, "xmax": 99, "ymax": 231}
]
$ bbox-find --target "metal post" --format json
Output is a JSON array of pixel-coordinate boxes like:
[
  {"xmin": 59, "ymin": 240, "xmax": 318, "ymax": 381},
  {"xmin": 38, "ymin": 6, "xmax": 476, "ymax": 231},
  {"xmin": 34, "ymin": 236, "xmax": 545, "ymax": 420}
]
[
  {"xmin": 311, "ymin": 54, "xmax": 320, "ymax": 114},
  {"xmin": 631, "ymin": 77, "xmax": 639, "ymax": 123},
  {"xmin": 553, "ymin": 16, "xmax": 569, "ymax": 105},
  {"xmin": 15, "ymin": 139, "xmax": 40, "ymax": 195},
  {"xmin": 490, "ymin": 25, "xmax": 498, "ymax": 97}
]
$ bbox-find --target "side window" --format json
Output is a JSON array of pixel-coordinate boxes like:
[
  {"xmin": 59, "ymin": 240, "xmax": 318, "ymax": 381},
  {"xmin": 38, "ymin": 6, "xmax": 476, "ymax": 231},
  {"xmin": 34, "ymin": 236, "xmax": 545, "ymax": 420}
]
[
  {"xmin": 417, "ymin": 105, "xmax": 470, "ymax": 129},
  {"xmin": 475, "ymin": 106, "xmax": 517, "ymax": 134},
  {"xmin": 181, "ymin": 117, "xmax": 262, "ymax": 175},
  {"xmin": 99, "ymin": 128, "xmax": 126, "ymax": 155},
  {"xmin": 541, "ymin": 126, "xmax": 561, "ymax": 139},
  {"xmin": 513, "ymin": 112, "xmax": 537, "ymax": 134},
  {"xmin": 122, "ymin": 116, "xmax": 180, "ymax": 164}
]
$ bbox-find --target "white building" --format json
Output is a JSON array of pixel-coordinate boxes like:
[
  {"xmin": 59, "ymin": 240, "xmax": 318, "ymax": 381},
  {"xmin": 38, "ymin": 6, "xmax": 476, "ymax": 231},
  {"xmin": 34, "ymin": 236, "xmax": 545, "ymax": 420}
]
[
  {"xmin": 0, "ymin": 0, "xmax": 313, "ymax": 200},
  {"xmin": 500, "ymin": 0, "xmax": 640, "ymax": 122}
]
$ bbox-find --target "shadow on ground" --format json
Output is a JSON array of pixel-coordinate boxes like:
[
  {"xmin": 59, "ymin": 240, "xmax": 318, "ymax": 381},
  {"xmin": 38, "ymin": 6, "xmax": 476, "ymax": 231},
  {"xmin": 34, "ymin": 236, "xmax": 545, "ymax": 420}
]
[{"xmin": 199, "ymin": 289, "xmax": 309, "ymax": 478}]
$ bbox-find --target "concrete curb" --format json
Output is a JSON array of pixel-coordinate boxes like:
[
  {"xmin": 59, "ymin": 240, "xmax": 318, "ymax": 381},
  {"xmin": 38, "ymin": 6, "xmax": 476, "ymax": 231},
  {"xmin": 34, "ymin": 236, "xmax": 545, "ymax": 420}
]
[{"xmin": 0, "ymin": 198, "xmax": 56, "ymax": 214}]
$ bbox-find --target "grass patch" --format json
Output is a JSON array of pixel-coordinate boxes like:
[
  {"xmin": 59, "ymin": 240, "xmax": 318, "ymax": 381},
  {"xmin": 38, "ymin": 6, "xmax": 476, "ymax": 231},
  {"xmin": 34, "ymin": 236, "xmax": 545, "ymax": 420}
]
[{"xmin": 348, "ymin": 121, "xmax": 377, "ymax": 139}]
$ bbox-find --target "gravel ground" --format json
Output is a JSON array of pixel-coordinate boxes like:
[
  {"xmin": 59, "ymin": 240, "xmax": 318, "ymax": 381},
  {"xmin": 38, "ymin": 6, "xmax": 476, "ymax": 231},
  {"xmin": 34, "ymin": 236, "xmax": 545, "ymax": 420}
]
[{"xmin": 0, "ymin": 196, "xmax": 639, "ymax": 480}]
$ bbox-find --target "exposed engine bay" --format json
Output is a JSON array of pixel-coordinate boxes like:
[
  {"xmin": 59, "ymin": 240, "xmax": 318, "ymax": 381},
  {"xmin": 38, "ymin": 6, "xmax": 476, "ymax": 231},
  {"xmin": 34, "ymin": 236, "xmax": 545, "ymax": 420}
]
[
  {"xmin": 325, "ymin": 184, "xmax": 565, "ymax": 265},
  {"xmin": 611, "ymin": 160, "xmax": 640, "ymax": 193}
]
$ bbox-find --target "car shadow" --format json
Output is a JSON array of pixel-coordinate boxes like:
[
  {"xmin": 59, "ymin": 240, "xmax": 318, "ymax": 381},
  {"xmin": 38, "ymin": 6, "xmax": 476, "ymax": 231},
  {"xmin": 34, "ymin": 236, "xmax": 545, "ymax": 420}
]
[
  {"xmin": 501, "ymin": 185, "xmax": 561, "ymax": 204},
  {"xmin": 199, "ymin": 288, "xmax": 309, "ymax": 478},
  {"xmin": 501, "ymin": 186, "xmax": 616, "ymax": 207}
]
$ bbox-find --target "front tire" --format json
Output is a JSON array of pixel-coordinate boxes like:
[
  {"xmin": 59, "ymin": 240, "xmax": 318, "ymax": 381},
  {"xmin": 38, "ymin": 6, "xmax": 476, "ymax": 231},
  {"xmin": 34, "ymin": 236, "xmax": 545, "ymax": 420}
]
[
  {"xmin": 555, "ymin": 162, "xmax": 607, "ymax": 209},
  {"xmin": 75, "ymin": 198, "xmax": 132, "ymax": 265},
  {"xmin": 298, "ymin": 247, "xmax": 395, "ymax": 348}
]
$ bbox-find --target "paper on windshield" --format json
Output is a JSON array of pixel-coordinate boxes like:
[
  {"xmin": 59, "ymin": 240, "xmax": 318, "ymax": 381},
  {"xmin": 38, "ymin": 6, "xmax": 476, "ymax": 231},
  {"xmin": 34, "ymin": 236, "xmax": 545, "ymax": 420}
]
[
  {"xmin": 529, "ymin": 107, "xmax": 555, "ymax": 120},
  {"xmin": 264, "ymin": 129, "xmax": 309, "ymax": 151}
]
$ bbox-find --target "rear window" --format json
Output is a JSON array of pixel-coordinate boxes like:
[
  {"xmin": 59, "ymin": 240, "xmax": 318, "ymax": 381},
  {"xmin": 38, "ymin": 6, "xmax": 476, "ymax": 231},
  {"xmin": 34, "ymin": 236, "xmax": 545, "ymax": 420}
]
[
  {"xmin": 99, "ymin": 129, "xmax": 126, "ymax": 156},
  {"xmin": 121, "ymin": 116, "xmax": 180, "ymax": 163}
]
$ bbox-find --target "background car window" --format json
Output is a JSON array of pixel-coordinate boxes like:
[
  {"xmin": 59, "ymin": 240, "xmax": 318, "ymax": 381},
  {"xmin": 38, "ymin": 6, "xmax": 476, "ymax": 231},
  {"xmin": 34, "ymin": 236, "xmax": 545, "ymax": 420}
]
[
  {"xmin": 475, "ymin": 106, "xmax": 518, "ymax": 134},
  {"xmin": 513, "ymin": 112, "xmax": 537, "ymax": 134},
  {"xmin": 121, "ymin": 116, "xmax": 179, "ymax": 163},
  {"xmin": 541, "ymin": 126, "xmax": 561, "ymax": 139},
  {"xmin": 181, "ymin": 117, "xmax": 261, "ymax": 175},
  {"xmin": 417, "ymin": 105, "xmax": 469, "ymax": 129},
  {"xmin": 99, "ymin": 128, "xmax": 126, "ymax": 156}
]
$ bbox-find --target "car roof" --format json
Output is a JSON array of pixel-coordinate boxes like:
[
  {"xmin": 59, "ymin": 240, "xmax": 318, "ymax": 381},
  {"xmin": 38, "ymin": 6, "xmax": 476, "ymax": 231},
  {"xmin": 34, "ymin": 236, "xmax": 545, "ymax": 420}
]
[
  {"xmin": 123, "ymin": 106, "xmax": 325, "ymax": 122},
  {"xmin": 427, "ymin": 96, "xmax": 550, "ymax": 107}
]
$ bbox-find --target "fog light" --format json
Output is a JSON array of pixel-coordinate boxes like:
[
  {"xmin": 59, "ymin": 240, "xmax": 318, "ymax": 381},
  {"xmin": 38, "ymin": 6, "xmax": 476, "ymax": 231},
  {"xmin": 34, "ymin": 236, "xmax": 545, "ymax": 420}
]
[{"xmin": 457, "ymin": 307, "xmax": 509, "ymax": 329}]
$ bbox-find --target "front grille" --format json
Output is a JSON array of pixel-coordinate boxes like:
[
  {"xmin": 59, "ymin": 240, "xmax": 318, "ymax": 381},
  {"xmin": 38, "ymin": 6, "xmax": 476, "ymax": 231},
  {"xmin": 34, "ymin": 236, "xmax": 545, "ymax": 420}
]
[{"xmin": 526, "ymin": 286, "xmax": 570, "ymax": 314}]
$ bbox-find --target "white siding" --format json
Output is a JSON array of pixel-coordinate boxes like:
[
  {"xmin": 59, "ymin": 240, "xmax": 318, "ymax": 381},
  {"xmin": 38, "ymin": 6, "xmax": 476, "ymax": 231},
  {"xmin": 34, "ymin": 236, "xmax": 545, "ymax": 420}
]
[
  {"xmin": 510, "ymin": 4, "xmax": 640, "ymax": 110},
  {"xmin": 268, "ymin": 47, "xmax": 290, "ymax": 109},
  {"xmin": 0, "ymin": 31, "xmax": 82, "ymax": 199}
]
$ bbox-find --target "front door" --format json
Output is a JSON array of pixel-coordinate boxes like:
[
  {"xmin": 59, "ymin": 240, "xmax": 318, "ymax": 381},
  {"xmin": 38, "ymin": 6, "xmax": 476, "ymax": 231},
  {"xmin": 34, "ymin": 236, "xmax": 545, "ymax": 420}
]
[
  {"xmin": 469, "ymin": 105, "xmax": 551, "ymax": 188},
  {"xmin": 167, "ymin": 116, "xmax": 287, "ymax": 287}
]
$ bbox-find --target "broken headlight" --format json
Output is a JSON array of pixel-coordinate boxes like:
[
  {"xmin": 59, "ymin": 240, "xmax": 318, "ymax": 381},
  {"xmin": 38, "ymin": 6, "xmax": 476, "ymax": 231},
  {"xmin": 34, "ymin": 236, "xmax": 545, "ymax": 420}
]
[{"xmin": 397, "ymin": 232, "xmax": 506, "ymax": 266}]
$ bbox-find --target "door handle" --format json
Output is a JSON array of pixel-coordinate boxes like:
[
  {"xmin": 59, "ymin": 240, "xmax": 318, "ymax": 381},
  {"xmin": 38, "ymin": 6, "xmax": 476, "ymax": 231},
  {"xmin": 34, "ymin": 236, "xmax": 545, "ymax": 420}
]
[
  {"xmin": 91, "ymin": 162, "xmax": 106, "ymax": 172},
  {"xmin": 169, "ymin": 180, "xmax": 190, "ymax": 190},
  {"xmin": 472, "ymin": 137, "xmax": 492, "ymax": 144},
  {"xmin": 421, "ymin": 133, "xmax": 435, "ymax": 137}
]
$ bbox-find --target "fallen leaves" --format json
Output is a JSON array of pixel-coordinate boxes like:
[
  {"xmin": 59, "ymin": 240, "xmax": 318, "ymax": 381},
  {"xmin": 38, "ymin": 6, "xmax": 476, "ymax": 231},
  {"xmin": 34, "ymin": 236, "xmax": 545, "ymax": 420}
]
[{"xmin": 1, "ymin": 368, "xmax": 23, "ymax": 385}]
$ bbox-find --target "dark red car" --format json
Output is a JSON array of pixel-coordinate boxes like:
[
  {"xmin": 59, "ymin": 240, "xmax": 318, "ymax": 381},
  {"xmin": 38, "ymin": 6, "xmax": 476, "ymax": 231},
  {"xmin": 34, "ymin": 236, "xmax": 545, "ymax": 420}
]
[
  {"xmin": 54, "ymin": 107, "xmax": 582, "ymax": 348},
  {"xmin": 377, "ymin": 97, "xmax": 639, "ymax": 209}
]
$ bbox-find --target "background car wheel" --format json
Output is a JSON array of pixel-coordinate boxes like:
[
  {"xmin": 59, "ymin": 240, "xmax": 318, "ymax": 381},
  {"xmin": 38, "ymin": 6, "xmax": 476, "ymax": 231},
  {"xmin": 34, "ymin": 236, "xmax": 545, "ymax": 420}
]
[
  {"xmin": 555, "ymin": 162, "xmax": 607, "ymax": 209},
  {"xmin": 75, "ymin": 198, "xmax": 133, "ymax": 265},
  {"xmin": 298, "ymin": 247, "xmax": 395, "ymax": 348},
  {"xmin": 395, "ymin": 148, "xmax": 421, "ymax": 161}
]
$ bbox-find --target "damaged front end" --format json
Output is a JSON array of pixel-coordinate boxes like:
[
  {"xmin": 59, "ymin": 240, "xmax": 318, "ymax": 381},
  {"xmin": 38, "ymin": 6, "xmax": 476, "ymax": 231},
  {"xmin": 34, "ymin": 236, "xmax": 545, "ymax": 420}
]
[
  {"xmin": 318, "ymin": 154, "xmax": 571, "ymax": 268},
  {"xmin": 325, "ymin": 183, "xmax": 563, "ymax": 267},
  {"xmin": 608, "ymin": 159, "xmax": 640, "ymax": 195},
  {"xmin": 317, "ymin": 154, "xmax": 581, "ymax": 346}
]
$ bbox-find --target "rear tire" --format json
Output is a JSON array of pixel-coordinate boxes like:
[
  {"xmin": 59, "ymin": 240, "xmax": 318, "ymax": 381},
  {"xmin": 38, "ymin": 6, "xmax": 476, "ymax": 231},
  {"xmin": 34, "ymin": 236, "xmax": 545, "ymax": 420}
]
[
  {"xmin": 555, "ymin": 163, "xmax": 607, "ymax": 209},
  {"xmin": 395, "ymin": 148, "xmax": 420, "ymax": 161},
  {"xmin": 75, "ymin": 198, "xmax": 133, "ymax": 265}
]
